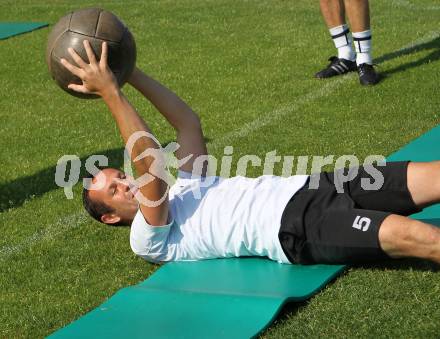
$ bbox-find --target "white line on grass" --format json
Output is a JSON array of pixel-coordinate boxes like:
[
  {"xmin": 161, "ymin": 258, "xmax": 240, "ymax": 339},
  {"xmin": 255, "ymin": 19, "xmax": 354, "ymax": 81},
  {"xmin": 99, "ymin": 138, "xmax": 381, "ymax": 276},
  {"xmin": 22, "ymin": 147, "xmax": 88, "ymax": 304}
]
[
  {"xmin": 2, "ymin": 31, "xmax": 438, "ymax": 261},
  {"xmin": 392, "ymin": 0, "xmax": 440, "ymax": 11},
  {"xmin": 208, "ymin": 76, "xmax": 350, "ymax": 153},
  {"xmin": 0, "ymin": 211, "xmax": 87, "ymax": 260}
]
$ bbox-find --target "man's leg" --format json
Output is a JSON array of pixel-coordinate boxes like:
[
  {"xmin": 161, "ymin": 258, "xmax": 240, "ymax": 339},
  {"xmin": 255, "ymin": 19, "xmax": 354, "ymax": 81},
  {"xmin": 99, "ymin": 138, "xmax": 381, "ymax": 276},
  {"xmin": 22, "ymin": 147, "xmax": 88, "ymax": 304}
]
[
  {"xmin": 316, "ymin": 161, "xmax": 440, "ymax": 264},
  {"xmin": 378, "ymin": 161, "xmax": 440, "ymax": 263},
  {"xmin": 344, "ymin": 0, "xmax": 380, "ymax": 85},
  {"xmin": 379, "ymin": 215, "xmax": 440, "ymax": 263},
  {"xmin": 315, "ymin": 0, "xmax": 357, "ymax": 79},
  {"xmin": 280, "ymin": 161, "xmax": 440, "ymax": 265},
  {"xmin": 407, "ymin": 161, "xmax": 440, "ymax": 208}
]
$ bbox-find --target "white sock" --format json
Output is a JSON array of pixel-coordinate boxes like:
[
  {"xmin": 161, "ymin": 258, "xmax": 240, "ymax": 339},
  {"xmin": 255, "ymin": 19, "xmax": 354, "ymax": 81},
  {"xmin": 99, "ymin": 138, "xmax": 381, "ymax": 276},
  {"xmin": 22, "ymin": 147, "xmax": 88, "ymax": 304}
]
[
  {"xmin": 353, "ymin": 30, "xmax": 373, "ymax": 65},
  {"xmin": 329, "ymin": 24, "xmax": 355, "ymax": 61}
]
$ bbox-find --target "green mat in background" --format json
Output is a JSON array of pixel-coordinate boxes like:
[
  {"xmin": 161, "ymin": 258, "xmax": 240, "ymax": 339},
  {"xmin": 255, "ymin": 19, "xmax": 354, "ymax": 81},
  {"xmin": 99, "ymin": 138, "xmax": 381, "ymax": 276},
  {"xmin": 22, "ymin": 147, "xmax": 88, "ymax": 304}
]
[
  {"xmin": 0, "ymin": 22, "xmax": 48, "ymax": 40},
  {"xmin": 49, "ymin": 125, "xmax": 440, "ymax": 339}
]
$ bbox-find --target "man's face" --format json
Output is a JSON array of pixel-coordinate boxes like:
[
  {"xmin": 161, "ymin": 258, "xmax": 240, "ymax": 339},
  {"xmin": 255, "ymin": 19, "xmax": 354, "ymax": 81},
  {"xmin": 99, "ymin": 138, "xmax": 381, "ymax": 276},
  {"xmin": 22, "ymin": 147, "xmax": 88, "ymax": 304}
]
[{"xmin": 88, "ymin": 168, "xmax": 139, "ymax": 225}]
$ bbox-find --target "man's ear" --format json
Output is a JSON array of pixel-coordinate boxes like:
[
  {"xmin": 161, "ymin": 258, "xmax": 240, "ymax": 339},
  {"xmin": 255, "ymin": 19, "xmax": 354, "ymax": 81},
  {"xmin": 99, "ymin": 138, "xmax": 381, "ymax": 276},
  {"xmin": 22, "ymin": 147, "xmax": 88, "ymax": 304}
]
[{"xmin": 101, "ymin": 213, "xmax": 121, "ymax": 225}]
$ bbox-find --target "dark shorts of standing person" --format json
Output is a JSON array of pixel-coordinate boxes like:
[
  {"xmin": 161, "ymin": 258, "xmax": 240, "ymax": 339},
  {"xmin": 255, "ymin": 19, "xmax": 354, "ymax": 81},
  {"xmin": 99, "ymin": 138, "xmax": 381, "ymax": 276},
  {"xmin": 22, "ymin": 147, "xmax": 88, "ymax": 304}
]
[{"xmin": 279, "ymin": 161, "xmax": 422, "ymax": 265}]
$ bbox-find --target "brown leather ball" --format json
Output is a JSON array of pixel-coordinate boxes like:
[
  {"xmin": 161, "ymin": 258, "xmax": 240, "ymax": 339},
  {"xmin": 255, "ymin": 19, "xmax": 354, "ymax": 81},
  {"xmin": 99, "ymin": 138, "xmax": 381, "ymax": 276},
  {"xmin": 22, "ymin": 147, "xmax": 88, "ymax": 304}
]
[{"xmin": 46, "ymin": 8, "xmax": 136, "ymax": 99}]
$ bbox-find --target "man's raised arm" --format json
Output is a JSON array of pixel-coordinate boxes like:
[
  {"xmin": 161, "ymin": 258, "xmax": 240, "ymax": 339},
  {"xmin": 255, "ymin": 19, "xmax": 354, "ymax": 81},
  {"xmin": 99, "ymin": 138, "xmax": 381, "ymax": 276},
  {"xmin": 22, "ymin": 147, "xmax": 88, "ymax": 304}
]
[
  {"xmin": 61, "ymin": 41, "xmax": 168, "ymax": 226},
  {"xmin": 128, "ymin": 68, "xmax": 208, "ymax": 175}
]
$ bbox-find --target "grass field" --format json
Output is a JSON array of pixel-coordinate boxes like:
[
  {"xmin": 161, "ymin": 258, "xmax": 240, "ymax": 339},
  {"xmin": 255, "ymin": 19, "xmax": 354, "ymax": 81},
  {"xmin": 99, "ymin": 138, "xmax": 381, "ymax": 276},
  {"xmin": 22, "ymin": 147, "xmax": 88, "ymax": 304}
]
[{"xmin": 1, "ymin": 0, "xmax": 439, "ymax": 337}]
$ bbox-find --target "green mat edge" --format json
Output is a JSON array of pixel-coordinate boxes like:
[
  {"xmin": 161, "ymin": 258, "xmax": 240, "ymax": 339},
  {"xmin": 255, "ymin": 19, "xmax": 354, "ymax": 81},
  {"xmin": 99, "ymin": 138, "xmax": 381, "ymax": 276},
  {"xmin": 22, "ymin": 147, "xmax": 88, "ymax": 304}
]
[
  {"xmin": 0, "ymin": 22, "xmax": 49, "ymax": 40},
  {"xmin": 48, "ymin": 264, "xmax": 345, "ymax": 339},
  {"xmin": 250, "ymin": 264, "xmax": 346, "ymax": 338}
]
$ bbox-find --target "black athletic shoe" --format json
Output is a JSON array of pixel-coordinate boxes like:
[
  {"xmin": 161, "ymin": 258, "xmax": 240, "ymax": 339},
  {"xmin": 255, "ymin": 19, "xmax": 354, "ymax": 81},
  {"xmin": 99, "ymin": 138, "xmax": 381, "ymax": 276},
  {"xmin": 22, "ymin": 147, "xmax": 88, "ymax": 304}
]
[
  {"xmin": 358, "ymin": 63, "xmax": 380, "ymax": 86},
  {"xmin": 315, "ymin": 56, "xmax": 357, "ymax": 79}
]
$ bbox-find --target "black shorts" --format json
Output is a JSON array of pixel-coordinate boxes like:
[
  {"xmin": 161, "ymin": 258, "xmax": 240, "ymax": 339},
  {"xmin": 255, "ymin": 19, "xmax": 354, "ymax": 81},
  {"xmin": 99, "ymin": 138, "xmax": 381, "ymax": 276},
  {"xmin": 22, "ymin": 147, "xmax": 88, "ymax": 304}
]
[{"xmin": 278, "ymin": 161, "xmax": 421, "ymax": 265}]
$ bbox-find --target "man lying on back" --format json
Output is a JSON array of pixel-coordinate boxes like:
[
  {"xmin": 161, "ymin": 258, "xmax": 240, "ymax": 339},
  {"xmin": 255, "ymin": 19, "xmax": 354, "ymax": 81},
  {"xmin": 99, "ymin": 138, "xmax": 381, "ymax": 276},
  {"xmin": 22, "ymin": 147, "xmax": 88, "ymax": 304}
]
[{"xmin": 61, "ymin": 41, "xmax": 440, "ymax": 266}]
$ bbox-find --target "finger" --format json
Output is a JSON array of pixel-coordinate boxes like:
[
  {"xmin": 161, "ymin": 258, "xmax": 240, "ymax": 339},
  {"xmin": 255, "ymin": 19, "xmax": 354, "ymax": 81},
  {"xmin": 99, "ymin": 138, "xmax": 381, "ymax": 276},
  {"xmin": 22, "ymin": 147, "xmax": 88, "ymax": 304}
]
[
  {"xmin": 83, "ymin": 39, "xmax": 97, "ymax": 64},
  {"xmin": 67, "ymin": 47, "xmax": 87, "ymax": 68},
  {"xmin": 100, "ymin": 41, "xmax": 108, "ymax": 67},
  {"xmin": 67, "ymin": 83, "xmax": 91, "ymax": 94},
  {"xmin": 60, "ymin": 58, "xmax": 83, "ymax": 77}
]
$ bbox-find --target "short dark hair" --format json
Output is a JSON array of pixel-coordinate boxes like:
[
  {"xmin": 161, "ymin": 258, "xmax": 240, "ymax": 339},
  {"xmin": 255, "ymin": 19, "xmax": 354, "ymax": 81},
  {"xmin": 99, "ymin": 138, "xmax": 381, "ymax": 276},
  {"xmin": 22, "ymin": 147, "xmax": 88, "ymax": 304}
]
[{"xmin": 82, "ymin": 170, "xmax": 115, "ymax": 225}]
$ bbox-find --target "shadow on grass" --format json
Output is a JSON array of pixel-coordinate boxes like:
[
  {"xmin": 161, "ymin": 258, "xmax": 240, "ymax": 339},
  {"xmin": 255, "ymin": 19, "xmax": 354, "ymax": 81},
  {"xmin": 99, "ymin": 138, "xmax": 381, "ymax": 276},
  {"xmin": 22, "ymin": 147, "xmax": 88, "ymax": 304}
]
[
  {"xmin": 271, "ymin": 300, "xmax": 309, "ymax": 324},
  {"xmin": 376, "ymin": 35, "xmax": 440, "ymax": 77},
  {"xmin": 258, "ymin": 268, "xmax": 349, "ymax": 338},
  {"xmin": 0, "ymin": 147, "xmax": 125, "ymax": 213},
  {"xmin": 1, "ymin": 137, "xmax": 212, "ymax": 213},
  {"xmin": 354, "ymin": 257, "xmax": 439, "ymax": 272},
  {"xmin": 260, "ymin": 256, "xmax": 438, "ymax": 337},
  {"xmin": 356, "ymin": 219, "xmax": 440, "ymax": 272}
]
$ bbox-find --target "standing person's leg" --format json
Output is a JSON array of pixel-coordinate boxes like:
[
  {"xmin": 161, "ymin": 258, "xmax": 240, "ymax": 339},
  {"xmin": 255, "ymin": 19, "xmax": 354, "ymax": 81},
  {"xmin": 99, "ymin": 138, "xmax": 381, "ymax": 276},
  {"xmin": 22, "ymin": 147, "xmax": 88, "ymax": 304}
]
[
  {"xmin": 320, "ymin": 0, "xmax": 345, "ymax": 29},
  {"xmin": 344, "ymin": 0, "xmax": 380, "ymax": 85},
  {"xmin": 343, "ymin": 0, "xmax": 370, "ymax": 33},
  {"xmin": 315, "ymin": 0, "xmax": 357, "ymax": 79}
]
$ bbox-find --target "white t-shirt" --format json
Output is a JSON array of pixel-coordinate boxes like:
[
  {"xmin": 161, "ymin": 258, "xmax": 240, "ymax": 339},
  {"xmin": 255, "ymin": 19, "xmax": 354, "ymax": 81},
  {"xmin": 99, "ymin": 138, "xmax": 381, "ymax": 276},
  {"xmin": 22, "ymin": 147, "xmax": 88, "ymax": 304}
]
[{"xmin": 130, "ymin": 171, "xmax": 309, "ymax": 264}]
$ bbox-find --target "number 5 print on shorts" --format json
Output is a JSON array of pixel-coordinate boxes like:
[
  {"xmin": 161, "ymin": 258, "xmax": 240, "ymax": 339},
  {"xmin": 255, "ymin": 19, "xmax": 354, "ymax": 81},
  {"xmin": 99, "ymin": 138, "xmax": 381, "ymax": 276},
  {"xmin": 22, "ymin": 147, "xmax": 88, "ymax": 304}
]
[{"xmin": 352, "ymin": 216, "xmax": 371, "ymax": 232}]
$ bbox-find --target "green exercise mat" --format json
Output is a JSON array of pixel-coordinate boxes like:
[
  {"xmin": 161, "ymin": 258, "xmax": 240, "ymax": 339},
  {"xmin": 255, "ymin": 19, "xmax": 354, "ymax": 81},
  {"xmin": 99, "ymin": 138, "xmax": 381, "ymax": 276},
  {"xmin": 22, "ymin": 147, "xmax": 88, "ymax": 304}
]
[
  {"xmin": 49, "ymin": 259, "xmax": 344, "ymax": 339},
  {"xmin": 0, "ymin": 22, "xmax": 48, "ymax": 40},
  {"xmin": 49, "ymin": 125, "xmax": 440, "ymax": 339}
]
